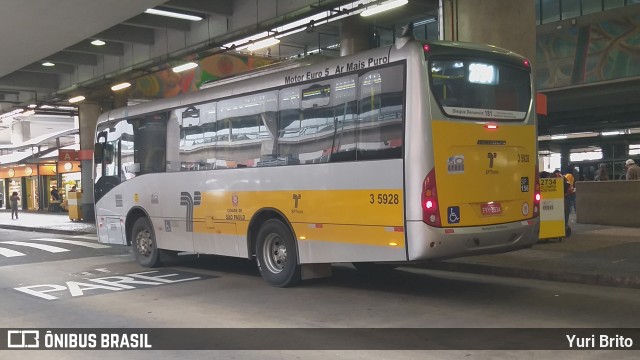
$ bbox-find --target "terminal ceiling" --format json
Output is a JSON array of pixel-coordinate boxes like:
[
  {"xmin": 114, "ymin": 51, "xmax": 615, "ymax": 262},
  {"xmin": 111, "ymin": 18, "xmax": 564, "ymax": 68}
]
[{"xmin": 0, "ymin": 0, "xmax": 639, "ymax": 149}]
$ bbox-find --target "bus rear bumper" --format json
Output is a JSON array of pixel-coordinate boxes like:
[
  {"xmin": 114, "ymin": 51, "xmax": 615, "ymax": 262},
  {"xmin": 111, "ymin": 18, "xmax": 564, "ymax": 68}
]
[{"xmin": 405, "ymin": 218, "xmax": 540, "ymax": 261}]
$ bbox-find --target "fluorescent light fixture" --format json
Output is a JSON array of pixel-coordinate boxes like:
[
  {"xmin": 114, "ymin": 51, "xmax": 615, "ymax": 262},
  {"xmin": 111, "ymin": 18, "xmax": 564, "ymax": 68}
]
[
  {"xmin": 91, "ymin": 39, "xmax": 106, "ymax": 46},
  {"xmin": 68, "ymin": 96, "xmax": 86, "ymax": 103},
  {"xmin": 57, "ymin": 106, "xmax": 76, "ymax": 110},
  {"xmin": 550, "ymin": 135, "xmax": 567, "ymax": 140},
  {"xmin": 247, "ymin": 37, "xmax": 280, "ymax": 52},
  {"xmin": 601, "ymin": 131, "xmax": 622, "ymax": 136},
  {"xmin": 40, "ymin": 105, "xmax": 55, "ymax": 109},
  {"xmin": 28, "ymin": 104, "xmax": 37, "ymax": 108},
  {"xmin": 172, "ymin": 62, "xmax": 198, "ymax": 73},
  {"xmin": 42, "ymin": 62, "xmax": 55, "ymax": 67},
  {"xmin": 145, "ymin": 8, "xmax": 202, "ymax": 21},
  {"xmin": 111, "ymin": 82, "xmax": 131, "ymax": 91},
  {"xmin": 414, "ymin": 18, "xmax": 437, "ymax": 26},
  {"xmin": 361, "ymin": 0, "xmax": 408, "ymax": 17}
]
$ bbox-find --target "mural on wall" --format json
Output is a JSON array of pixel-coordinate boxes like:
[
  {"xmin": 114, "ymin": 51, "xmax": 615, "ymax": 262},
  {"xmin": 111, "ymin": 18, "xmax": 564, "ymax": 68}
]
[
  {"xmin": 130, "ymin": 53, "xmax": 278, "ymax": 99},
  {"xmin": 537, "ymin": 15, "xmax": 640, "ymax": 90}
]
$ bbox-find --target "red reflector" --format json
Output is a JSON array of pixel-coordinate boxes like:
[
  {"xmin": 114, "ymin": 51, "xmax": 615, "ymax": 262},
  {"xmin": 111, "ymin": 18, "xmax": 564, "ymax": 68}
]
[
  {"xmin": 523, "ymin": 59, "xmax": 531, "ymax": 68},
  {"xmin": 423, "ymin": 44, "xmax": 430, "ymax": 52},
  {"xmin": 315, "ymin": 224, "xmax": 323, "ymax": 228},
  {"xmin": 444, "ymin": 229, "xmax": 455, "ymax": 234},
  {"xmin": 480, "ymin": 202, "xmax": 503, "ymax": 215},
  {"xmin": 485, "ymin": 124, "xmax": 498, "ymax": 130},
  {"xmin": 394, "ymin": 226, "xmax": 404, "ymax": 232}
]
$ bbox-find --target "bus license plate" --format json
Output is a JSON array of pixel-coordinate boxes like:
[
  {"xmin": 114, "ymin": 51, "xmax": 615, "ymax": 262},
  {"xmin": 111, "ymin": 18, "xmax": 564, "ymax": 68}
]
[{"xmin": 481, "ymin": 202, "xmax": 502, "ymax": 216}]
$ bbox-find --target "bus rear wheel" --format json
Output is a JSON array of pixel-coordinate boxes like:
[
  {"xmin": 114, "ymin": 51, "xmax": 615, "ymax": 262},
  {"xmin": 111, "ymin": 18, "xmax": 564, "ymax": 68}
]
[
  {"xmin": 256, "ymin": 219, "xmax": 301, "ymax": 287},
  {"xmin": 131, "ymin": 217, "xmax": 161, "ymax": 268}
]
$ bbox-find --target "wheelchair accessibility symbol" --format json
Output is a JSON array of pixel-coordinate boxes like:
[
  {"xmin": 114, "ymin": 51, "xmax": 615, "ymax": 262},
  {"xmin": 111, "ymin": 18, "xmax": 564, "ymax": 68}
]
[{"xmin": 447, "ymin": 206, "xmax": 460, "ymax": 224}]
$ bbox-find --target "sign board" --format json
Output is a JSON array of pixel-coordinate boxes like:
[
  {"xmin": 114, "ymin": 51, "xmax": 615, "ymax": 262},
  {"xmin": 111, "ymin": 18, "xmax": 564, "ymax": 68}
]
[
  {"xmin": 58, "ymin": 150, "xmax": 79, "ymax": 162},
  {"xmin": 539, "ymin": 178, "xmax": 565, "ymax": 239}
]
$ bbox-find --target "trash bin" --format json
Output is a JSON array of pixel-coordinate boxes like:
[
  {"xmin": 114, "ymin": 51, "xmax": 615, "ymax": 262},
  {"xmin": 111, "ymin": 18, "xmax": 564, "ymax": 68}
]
[{"xmin": 68, "ymin": 191, "xmax": 82, "ymax": 221}]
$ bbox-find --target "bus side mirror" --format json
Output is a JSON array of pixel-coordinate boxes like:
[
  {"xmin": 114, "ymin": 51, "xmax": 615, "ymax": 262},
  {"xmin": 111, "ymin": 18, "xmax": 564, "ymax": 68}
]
[{"xmin": 94, "ymin": 143, "xmax": 104, "ymax": 163}]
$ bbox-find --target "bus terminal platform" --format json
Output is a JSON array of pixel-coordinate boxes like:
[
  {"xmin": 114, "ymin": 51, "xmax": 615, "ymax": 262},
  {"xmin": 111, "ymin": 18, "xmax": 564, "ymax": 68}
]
[{"xmin": 1, "ymin": 211, "xmax": 639, "ymax": 290}]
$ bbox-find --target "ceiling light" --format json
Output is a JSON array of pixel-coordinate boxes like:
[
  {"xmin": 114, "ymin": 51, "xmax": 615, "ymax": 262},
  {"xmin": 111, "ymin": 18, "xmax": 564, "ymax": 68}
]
[
  {"xmin": 601, "ymin": 131, "xmax": 622, "ymax": 136},
  {"xmin": 40, "ymin": 105, "xmax": 55, "ymax": 109},
  {"xmin": 28, "ymin": 104, "xmax": 37, "ymax": 108},
  {"xmin": 42, "ymin": 62, "xmax": 55, "ymax": 67},
  {"xmin": 111, "ymin": 82, "xmax": 131, "ymax": 91},
  {"xmin": 172, "ymin": 62, "xmax": 198, "ymax": 73},
  {"xmin": 361, "ymin": 0, "xmax": 408, "ymax": 17},
  {"xmin": 550, "ymin": 135, "xmax": 567, "ymax": 140},
  {"xmin": 91, "ymin": 39, "xmax": 106, "ymax": 46},
  {"xmin": 68, "ymin": 96, "xmax": 86, "ymax": 103},
  {"xmin": 57, "ymin": 106, "xmax": 76, "ymax": 110},
  {"xmin": 145, "ymin": 8, "xmax": 202, "ymax": 21},
  {"xmin": 247, "ymin": 37, "xmax": 280, "ymax": 52}
]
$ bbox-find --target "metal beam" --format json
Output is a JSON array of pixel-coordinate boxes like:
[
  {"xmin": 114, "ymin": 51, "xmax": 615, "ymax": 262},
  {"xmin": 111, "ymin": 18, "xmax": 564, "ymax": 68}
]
[
  {"xmin": 124, "ymin": 14, "xmax": 191, "ymax": 31},
  {"xmin": 45, "ymin": 52, "xmax": 98, "ymax": 66},
  {"xmin": 65, "ymin": 41, "xmax": 125, "ymax": 56},
  {"xmin": 93, "ymin": 24, "xmax": 155, "ymax": 45},
  {"xmin": 21, "ymin": 63, "xmax": 76, "ymax": 75},
  {"xmin": 164, "ymin": 0, "xmax": 232, "ymax": 16},
  {"xmin": 0, "ymin": 72, "xmax": 58, "ymax": 90}
]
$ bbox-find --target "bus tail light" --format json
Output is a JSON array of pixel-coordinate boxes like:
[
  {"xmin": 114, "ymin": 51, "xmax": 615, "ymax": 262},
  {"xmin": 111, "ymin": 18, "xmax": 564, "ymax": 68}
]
[
  {"xmin": 422, "ymin": 168, "xmax": 441, "ymax": 227},
  {"xmin": 532, "ymin": 169, "xmax": 540, "ymax": 217}
]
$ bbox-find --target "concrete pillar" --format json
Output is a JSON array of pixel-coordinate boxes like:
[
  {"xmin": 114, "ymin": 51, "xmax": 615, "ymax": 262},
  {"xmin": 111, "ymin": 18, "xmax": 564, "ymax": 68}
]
[
  {"xmin": 78, "ymin": 102, "xmax": 101, "ymax": 222},
  {"xmin": 10, "ymin": 121, "xmax": 30, "ymax": 145},
  {"xmin": 441, "ymin": 0, "xmax": 536, "ymax": 66},
  {"xmin": 340, "ymin": 16, "xmax": 371, "ymax": 57}
]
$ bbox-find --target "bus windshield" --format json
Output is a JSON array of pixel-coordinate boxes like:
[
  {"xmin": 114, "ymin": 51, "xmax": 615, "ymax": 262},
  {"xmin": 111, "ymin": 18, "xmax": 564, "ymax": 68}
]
[{"xmin": 429, "ymin": 59, "xmax": 531, "ymax": 120}]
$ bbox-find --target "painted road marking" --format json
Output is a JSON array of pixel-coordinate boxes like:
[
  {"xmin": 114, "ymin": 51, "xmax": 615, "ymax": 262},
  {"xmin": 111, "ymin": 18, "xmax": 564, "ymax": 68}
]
[
  {"xmin": 70, "ymin": 235, "xmax": 99, "ymax": 241},
  {"xmin": 29, "ymin": 238, "xmax": 110, "ymax": 249},
  {"xmin": 14, "ymin": 270, "xmax": 212, "ymax": 300},
  {"xmin": 0, "ymin": 247, "xmax": 26, "ymax": 257},
  {"xmin": 1, "ymin": 241, "xmax": 69, "ymax": 253}
]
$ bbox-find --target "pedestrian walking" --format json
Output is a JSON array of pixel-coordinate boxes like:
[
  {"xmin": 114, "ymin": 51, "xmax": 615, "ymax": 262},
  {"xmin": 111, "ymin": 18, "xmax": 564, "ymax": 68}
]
[{"xmin": 10, "ymin": 191, "xmax": 20, "ymax": 220}]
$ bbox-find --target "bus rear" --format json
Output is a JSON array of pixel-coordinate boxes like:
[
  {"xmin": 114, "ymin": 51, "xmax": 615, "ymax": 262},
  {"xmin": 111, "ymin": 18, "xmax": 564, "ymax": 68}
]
[{"xmin": 406, "ymin": 41, "xmax": 539, "ymax": 261}]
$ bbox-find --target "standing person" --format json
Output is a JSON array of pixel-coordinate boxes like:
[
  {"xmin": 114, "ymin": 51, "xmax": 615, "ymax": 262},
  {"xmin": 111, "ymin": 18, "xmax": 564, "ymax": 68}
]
[
  {"xmin": 564, "ymin": 166, "xmax": 576, "ymax": 214},
  {"xmin": 554, "ymin": 170, "xmax": 571, "ymax": 237},
  {"xmin": 10, "ymin": 191, "xmax": 20, "ymax": 220},
  {"xmin": 594, "ymin": 163, "xmax": 609, "ymax": 181},
  {"xmin": 625, "ymin": 159, "xmax": 640, "ymax": 180},
  {"xmin": 51, "ymin": 186, "xmax": 60, "ymax": 201}
]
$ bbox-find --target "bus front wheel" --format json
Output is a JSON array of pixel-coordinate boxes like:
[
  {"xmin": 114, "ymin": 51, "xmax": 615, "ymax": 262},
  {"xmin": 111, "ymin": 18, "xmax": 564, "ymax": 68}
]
[
  {"xmin": 131, "ymin": 217, "xmax": 161, "ymax": 268},
  {"xmin": 255, "ymin": 219, "xmax": 301, "ymax": 287}
]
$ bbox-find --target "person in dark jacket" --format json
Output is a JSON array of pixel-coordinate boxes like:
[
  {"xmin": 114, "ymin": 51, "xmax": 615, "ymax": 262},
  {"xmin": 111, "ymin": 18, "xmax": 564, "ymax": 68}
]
[{"xmin": 10, "ymin": 192, "xmax": 20, "ymax": 220}]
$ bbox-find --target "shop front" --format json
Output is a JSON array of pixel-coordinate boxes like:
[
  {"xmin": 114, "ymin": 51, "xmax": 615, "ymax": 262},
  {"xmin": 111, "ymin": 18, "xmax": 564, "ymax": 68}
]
[{"xmin": 0, "ymin": 166, "xmax": 38, "ymax": 211}]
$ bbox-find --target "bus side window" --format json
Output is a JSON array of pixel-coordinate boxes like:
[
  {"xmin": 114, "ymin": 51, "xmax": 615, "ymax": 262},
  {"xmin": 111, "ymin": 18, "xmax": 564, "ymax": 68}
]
[{"xmin": 357, "ymin": 65, "xmax": 404, "ymax": 160}]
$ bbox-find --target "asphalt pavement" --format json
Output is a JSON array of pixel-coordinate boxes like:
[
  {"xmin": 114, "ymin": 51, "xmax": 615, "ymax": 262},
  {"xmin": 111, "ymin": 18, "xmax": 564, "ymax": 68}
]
[{"xmin": 0, "ymin": 210, "xmax": 639, "ymax": 289}]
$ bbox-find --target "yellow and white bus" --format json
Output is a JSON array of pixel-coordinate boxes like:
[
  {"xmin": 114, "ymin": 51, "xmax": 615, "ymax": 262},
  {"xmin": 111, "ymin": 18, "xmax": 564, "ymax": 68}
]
[{"xmin": 94, "ymin": 37, "xmax": 540, "ymax": 287}]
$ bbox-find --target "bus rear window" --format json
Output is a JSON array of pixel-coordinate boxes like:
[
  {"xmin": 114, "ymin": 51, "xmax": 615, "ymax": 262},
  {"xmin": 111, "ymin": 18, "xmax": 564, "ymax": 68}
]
[{"xmin": 429, "ymin": 59, "xmax": 531, "ymax": 120}]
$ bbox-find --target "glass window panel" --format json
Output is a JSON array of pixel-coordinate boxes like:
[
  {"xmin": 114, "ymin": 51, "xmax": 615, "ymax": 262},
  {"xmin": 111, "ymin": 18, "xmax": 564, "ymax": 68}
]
[
  {"xmin": 177, "ymin": 103, "xmax": 217, "ymax": 171},
  {"xmin": 582, "ymin": 0, "xmax": 602, "ymax": 14},
  {"xmin": 217, "ymin": 92, "xmax": 277, "ymax": 168},
  {"xmin": 561, "ymin": 0, "xmax": 580, "ymax": 18},
  {"xmin": 603, "ymin": 0, "xmax": 623, "ymax": 9},
  {"xmin": 357, "ymin": 65, "xmax": 404, "ymax": 161},
  {"xmin": 278, "ymin": 76, "xmax": 357, "ymax": 165},
  {"xmin": 541, "ymin": 0, "xmax": 561, "ymax": 23}
]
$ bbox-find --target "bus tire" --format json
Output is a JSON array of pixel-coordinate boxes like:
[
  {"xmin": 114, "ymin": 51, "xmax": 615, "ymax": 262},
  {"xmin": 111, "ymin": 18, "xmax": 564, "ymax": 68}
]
[
  {"xmin": 131, "ymin": 217, "xmax": 161, "ymax": 268},
  {"xmin": 255, "ymin": 219, "xmax": 301, "ymax": 287}
]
